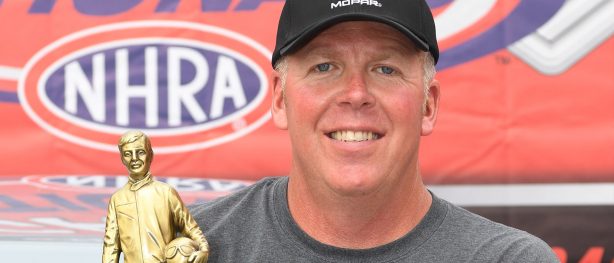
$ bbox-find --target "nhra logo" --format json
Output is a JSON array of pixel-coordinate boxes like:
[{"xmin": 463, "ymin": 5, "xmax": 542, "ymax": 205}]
[{"xmin": 18, "ymin": 20, "xmax": 272, "ymax": 153}]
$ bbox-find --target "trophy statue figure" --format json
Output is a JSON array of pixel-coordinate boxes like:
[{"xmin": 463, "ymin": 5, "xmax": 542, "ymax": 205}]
[{"xmin": 102, "ymin": 131, "xmax": 209, "ymax": 263}]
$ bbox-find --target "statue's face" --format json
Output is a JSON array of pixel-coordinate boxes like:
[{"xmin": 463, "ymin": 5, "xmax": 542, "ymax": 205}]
[{"xmin": 120, "ymin": 137, "xmax": 151, "ymax": 179}]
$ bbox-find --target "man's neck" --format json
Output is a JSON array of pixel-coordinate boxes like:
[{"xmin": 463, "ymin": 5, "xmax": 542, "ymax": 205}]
[{"xmin": 286, "ymin": 172, "xmax": 432, "ymax": 249}]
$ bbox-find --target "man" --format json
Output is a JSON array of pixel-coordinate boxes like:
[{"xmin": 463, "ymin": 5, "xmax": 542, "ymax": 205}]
[
  {"xmin": 191, "ymin": 0, "xmax": 558, "ymax": 262},
  {"xmin": 103, "ymin": 131, "xmax": 209, "ymax": 263}
]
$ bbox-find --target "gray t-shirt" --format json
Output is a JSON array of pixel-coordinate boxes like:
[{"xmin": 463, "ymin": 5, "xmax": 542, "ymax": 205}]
[{"xmin": 190, "ymin": 177, "xmax": 558, "ymax": 262}]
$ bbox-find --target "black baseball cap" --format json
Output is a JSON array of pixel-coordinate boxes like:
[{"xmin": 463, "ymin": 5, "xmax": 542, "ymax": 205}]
[{"xmin": 271, "ymin": 0, "xmax": 439, "ymax": 67}]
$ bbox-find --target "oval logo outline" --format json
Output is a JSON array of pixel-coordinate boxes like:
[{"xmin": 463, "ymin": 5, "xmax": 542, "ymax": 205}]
[{"xmin": 18, "ymin": 20, "xmax": 273, "ymax": 154}]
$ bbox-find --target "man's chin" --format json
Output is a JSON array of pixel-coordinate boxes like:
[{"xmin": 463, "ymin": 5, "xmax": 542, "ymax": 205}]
[{"xmin": 325, "ymin": 177, "xmax": 382, "ymax": 197}]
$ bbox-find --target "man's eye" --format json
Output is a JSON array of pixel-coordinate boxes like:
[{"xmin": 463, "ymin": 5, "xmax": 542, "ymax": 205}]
[
  {"xmin": 376, "ymin": 66, "xmax": 395, "ymax": 75},
  {"xmin": 138, "ymin": 150, "xmax": 146, "ymax": 156},
  {"xmin": 314, "ymin": 63, "xmax": 332, "ymax": 72},
  {"xmin": 124, "ymin": 152, "xmax": 131, "ymax": 157}
]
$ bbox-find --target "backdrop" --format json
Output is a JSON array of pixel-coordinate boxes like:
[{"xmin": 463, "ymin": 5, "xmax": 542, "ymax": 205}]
[{"xmin": 0, "ymin": 0, "xmax": 612, "ymax": 262}]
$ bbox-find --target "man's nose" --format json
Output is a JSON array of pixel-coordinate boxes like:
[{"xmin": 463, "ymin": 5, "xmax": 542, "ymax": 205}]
[
  {"xmin": 335, "ymin": 71, "xmax": 375, "ymax": 109},
  {"xmin": 130, "ymin": 151, "xmax": 138, "ymax": 161}
]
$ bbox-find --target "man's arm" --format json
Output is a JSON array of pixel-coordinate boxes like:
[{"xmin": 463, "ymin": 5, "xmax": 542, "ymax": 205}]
[{"xmin": 102, "ymin": 198, "xmax": 121, "ymax": 263}]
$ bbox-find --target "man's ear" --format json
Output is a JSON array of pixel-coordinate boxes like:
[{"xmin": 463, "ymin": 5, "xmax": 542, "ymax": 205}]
[
  {"xmin": 271, "ymin": 70, "xmax": 288, "ymax": 130},
  {"xmin": 421, "ymin": 79, "xmax": 440, "ymax": 136}
]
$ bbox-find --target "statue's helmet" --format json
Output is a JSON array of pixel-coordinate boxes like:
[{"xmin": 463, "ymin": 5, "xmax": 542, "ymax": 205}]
[{"xmin": 165, "ymin": 237, "xmax": 199, "ymax": 263}]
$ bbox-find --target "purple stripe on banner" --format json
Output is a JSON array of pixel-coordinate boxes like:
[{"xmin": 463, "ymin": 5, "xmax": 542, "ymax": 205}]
[
  {"xmin": 202, "ymin": 0, "xmax": 232, "ymax": 12},
  {"xmin": 155, "ymin": 0, "xmax": 180, "ymax": 12},
  {"xmin": 29, "ymin": 0, "xmax": 56, "ymax": 13},
  {"xmin": 426, "ymin": 0, "xmax": 453, "ymax": 9},
  {"xmin": 0, "ymin": 91, "xmax": 18, "ymax": 103},
  {"xmin": 73, "ymin": 0, "xmax": 141, "ymax": 16},
  {"xmin": 437, "ymin": 0, "xmax": 566, "ymax": 70},
  {"xmin": 235, "ymin": 0, "xmax": 283, "ymax": 11}
]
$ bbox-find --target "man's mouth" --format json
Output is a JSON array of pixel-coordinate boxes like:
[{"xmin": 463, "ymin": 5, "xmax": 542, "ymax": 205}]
[
  {"xmin": 130, "ymin": 163, "xmax": 142, "ymax": 169},
  {"xmin": 327, "ymin": 130, "xmax": 381, "ymax": 142}
]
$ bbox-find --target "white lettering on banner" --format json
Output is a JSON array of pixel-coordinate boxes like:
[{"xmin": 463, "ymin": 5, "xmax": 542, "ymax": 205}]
[
  {"xmin": 115, "ymin": 47, "xmax": 159, "ymax": 127},
  {"xmin": 210, "ymin": 55, "xmax": 247, "ymax": 119},
  {"xmin": 64, "ymin": 53, "xmax": 106, "ymax": 122},
  {"xmin": 165, "ymin": 178, "xmax": 205, "ymax": 191},
  {"xmin": 62, "ymin": 45, "xmax": 249, "ymax": 128},
  {"xmin": 168, "ymin": 47, "xmax": 209, "ymax": 126},
  {"xmin": 208, "ymin": 180, "xmax": 249, "ymax": 192},
  {"xmin": 166, "ymin": 50, "xmax": 248, "ymax": 125},
  {"xmin": 61, "ymin": 175, "xmax": 128, "ymax": 188},
  {"xmin": 331, "ymin": 0, "xmax": 381, "ymax": 9},
  {"xmin": 65, "ymin": 176, "xmax": 106, "ymax": 188}
]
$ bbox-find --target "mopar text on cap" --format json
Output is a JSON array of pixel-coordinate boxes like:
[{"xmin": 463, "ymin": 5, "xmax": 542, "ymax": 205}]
[{"xmin": 331, "ymin": 0, "xmax": 382, "ymax": 9}]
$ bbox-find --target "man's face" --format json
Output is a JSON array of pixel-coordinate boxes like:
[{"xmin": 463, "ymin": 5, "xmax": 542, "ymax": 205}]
[
  {"xmin": 272, "ymin": 21, "xmax": 439, "ymax": 196},
  {"xmin": 120, "ymin": 137, "xmax": 152, "ymax": 179}
]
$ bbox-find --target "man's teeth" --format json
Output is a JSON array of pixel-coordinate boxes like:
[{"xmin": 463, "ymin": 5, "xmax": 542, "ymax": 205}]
[{"xmin": 330, "ymin": 131, "xmax": 379, "ymax": 142}]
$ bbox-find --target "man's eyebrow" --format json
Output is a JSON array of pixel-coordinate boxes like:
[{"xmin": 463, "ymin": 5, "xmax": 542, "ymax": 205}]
[
  {"xmin": 299, "ymin": 44, "xmax": 336, "ymax": 59},
  {"xmin": 375, "ymin": 47, "xmax": 417, "ymax": 61}
]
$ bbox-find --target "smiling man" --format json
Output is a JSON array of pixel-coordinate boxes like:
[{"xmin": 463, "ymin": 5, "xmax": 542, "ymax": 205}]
[
  {"xmin": 103, "ymin": 131, "xmax": 209, "ymax": 263},
  {"xmin": 191, "ymin": 0, "xmax": 558, "ymax": 262}
]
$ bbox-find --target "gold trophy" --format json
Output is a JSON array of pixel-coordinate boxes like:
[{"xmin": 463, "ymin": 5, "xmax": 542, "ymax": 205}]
[{"xmin": 102, "ymin": 131, "xmax": 209, "ymax": 263}]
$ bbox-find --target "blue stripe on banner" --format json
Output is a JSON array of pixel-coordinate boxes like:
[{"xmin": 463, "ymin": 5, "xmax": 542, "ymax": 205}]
[
  {"xmin": 437, "ymin": 0, "xmax": 566, "ymax": 70},
  {"xmin": 29, "ymin": 0, "xmax": 56, "ymax": 13},
  {"xmin": 155, "ymin": 0, "xmax": 180, "ymax": 12},
  {"xmin": 0, "ymin": 91, "xmax": 19, "ymax": 103}
]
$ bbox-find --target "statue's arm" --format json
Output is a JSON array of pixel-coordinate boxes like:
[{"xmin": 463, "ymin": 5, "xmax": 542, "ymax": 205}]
[
  {"xmin": 169, "ymin": 188, "xmax": 210, "ymax": 257},
  {"xmin": 102, "ymin": 198, "xmax": 121, "ymax": 263}
]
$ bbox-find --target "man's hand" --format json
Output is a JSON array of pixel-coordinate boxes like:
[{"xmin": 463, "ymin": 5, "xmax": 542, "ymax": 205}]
[{"xmin": 188, "ymin": 250, "xmax": 208, "ymax": 263}]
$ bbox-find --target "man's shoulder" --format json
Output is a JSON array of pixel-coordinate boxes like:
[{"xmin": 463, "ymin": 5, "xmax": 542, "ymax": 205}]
[
  {"xmin": 433, "ymin": 197, "xmax": 558, "ymax": 262},
  {"xmin": 442, "ymin": 198, "xmax": 534, "ymax": 238},
  {"xmin": 188, "ymin": 177, "xmax": 287, "ymax": 260}
]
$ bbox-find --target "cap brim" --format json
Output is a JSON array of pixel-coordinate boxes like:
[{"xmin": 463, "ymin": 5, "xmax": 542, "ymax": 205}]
[{"xmin": 279, "ymin": 13, "xmax": 430, "ymax": 57}]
